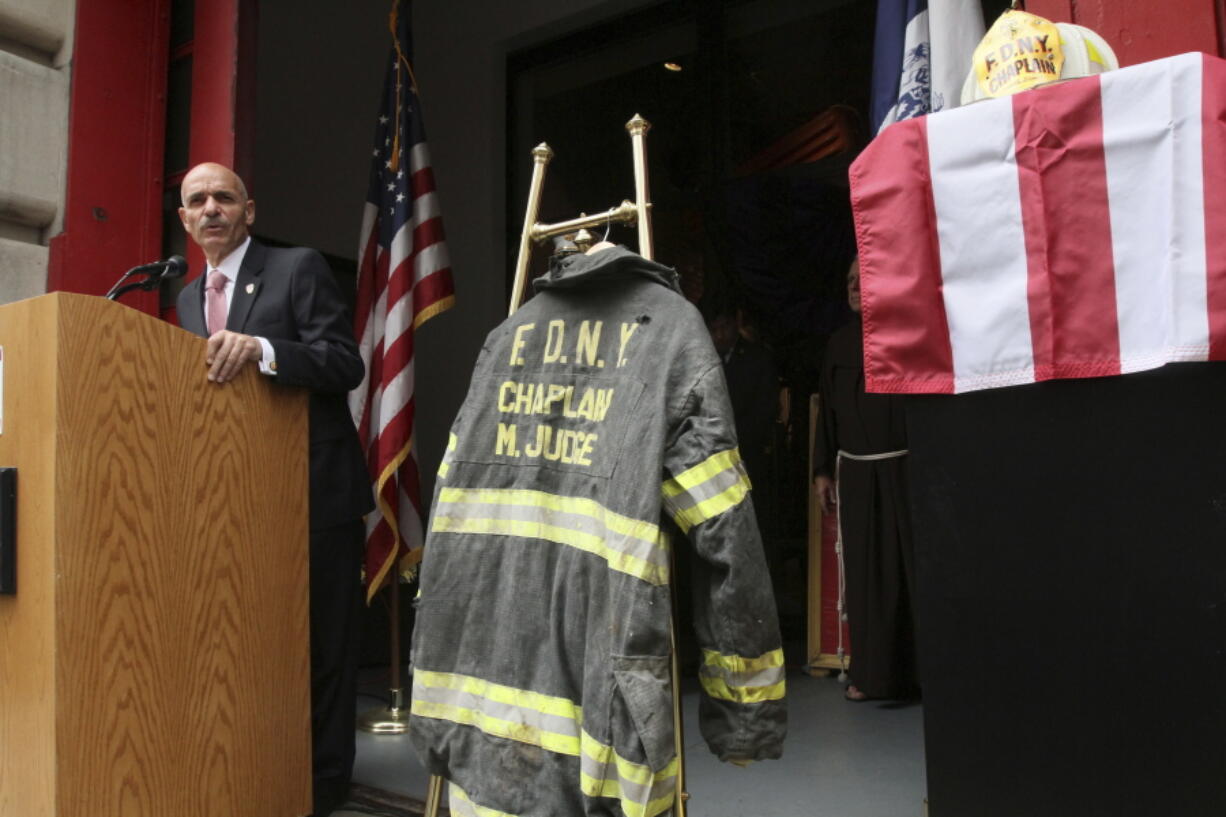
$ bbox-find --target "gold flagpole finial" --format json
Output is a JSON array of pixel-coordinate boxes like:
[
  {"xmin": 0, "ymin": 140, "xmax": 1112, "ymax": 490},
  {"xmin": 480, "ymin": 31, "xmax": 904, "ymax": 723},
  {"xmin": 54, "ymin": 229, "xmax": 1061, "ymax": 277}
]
[
  {"xmin": 385, "ymin": 0, "xmax": 420, "ymax": 174},
  {"xmin": 387, "ymin": 0, "xmax": 420, "ymax": 93}
]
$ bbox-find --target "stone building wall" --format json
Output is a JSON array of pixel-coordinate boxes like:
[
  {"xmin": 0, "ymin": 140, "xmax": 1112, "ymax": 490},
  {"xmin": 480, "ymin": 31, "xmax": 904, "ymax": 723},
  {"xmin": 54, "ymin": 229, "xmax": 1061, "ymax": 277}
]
[{"xmin": 0, "ymin": 0, "xmax": 73, "ymax": 304}]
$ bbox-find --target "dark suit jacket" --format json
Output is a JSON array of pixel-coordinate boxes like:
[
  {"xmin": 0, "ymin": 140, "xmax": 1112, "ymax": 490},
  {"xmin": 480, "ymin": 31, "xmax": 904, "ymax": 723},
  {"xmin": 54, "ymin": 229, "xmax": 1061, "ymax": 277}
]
[{"xmin": 177, "ymin": 239, "xmax": 375, "ymax": 530}]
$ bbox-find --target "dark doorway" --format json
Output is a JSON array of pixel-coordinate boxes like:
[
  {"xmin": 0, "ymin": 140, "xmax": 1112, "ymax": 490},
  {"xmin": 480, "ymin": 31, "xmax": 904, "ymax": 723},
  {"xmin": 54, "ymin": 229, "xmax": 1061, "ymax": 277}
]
[
  {"xmin": 505, "ymin": 0, "xmax": 1015, "ymax": 657},
  {"xmin": 508, "ymin": 0, "xmax": 872, "ymax": 655}
]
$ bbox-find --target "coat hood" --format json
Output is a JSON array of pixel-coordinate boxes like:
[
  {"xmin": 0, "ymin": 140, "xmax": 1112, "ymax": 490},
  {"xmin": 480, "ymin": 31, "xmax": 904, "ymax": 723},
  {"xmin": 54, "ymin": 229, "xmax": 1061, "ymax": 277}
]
[{"xmin": 533, "ymin": 244, "xmax": 681, "ymax": 294}]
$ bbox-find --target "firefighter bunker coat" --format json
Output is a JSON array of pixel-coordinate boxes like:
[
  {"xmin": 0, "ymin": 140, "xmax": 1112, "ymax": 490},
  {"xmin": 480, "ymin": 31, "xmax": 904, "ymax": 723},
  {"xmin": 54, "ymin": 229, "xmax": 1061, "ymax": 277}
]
[{"xmin": 409, "ymin": 245, "xmax": 787, "ymax": 817}]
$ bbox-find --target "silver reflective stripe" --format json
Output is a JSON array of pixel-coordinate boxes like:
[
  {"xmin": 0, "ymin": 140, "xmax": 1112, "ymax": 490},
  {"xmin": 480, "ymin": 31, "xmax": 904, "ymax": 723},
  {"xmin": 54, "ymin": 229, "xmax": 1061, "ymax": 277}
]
[
  {"xmin": 410, "ymin": 670, "xmax": 582, "ymax": 756},
  {"xmin": 413, "ymin": 671, "xmax": 676, "ymax": 817},
  {"xmin": 431, "ymin": 487, "xmax": 668, "ymax": 585},
  {"xmin": 448, "ymin": 781, "xmax": 519, "ymax": 817},
  {"xmin": 698, "ymin": 648, "xmax": 787, "ymax": 704},
  {"xmin": 579, "ymin": 732, "xmax": 678, "ymax": 817},
  {"xmin": 413, "ymin": 676, "xmax": 579, "ymax": 742},
  {"xmin": 664, "ymin": 459, "xmax": 745, "ymax": 514},
  {"xmin": 700, "ymin": 663, "xmax": 785, "ymax": 690},
  {"xmin": 661, "ymin": 448, "xmax": 752, "ymax": 533}
]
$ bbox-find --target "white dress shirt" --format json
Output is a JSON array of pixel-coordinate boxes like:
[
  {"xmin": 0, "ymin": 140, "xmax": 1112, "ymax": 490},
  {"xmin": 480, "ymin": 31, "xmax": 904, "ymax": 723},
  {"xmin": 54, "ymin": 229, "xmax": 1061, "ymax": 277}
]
[{"xmin": 208, "ymin": 236, "xmax": 277, "ymax": 375}]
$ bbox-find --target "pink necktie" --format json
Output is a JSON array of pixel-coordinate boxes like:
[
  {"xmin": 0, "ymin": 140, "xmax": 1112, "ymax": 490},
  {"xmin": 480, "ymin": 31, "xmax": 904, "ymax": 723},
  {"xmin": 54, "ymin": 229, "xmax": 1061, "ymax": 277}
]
[{"xmin": 205, "ymin": 270, "xmax": 227, "ymax": 335}]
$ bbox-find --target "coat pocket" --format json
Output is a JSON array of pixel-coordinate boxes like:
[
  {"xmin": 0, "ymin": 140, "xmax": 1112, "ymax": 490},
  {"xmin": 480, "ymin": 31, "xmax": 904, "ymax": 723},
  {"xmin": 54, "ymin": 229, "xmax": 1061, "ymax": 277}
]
[{"xmin": 611, "ymin": 654, "xmax": 675, "ymax": 774}]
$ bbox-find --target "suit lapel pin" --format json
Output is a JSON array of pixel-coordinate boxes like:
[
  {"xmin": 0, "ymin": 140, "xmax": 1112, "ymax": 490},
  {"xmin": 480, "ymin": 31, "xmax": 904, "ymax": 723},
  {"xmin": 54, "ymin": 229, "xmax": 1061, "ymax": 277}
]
[{"xmin": 245, "ymin": 283, "xmax": 255, "ymax": 294}]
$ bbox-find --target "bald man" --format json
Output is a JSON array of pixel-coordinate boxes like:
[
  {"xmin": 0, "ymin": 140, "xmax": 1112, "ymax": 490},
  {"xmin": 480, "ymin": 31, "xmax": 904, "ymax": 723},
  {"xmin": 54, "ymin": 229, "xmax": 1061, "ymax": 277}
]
[{"xmin": 176, "ymin": 162, "xmax": 374, "ymax": 817}]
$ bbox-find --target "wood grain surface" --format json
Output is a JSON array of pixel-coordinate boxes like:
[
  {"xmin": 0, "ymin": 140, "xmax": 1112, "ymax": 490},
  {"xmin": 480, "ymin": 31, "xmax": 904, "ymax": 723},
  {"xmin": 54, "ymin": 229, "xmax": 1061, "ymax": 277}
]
[
  {"xmin": 1, "ymin": 293, "xmax": 312, "ymax": 817},
  {"xmin": 0, "ymin": 293, "xmax": 59, "ymax": 817}
]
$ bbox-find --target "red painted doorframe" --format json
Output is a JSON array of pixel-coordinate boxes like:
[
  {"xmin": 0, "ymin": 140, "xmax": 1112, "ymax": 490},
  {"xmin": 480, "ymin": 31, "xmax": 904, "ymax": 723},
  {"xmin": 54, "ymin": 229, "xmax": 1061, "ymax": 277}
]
[
  {"xmin": 47, "ymin": 0, "xmax": 171, "ymax": 312},
  {"xmin": 169, "ymin": 0, "xmax": 258, "ymax": 323},
  {"xmin": 1026, "ymin": 0, "xmax": 1224, "ymax": 65},
  {"xmin": 50, "ymin": 0, "xmax": 257, "ymax": 314},
  {"xmin": 186, "ymin": 0, "xmax": 258, "ymax": 212}
]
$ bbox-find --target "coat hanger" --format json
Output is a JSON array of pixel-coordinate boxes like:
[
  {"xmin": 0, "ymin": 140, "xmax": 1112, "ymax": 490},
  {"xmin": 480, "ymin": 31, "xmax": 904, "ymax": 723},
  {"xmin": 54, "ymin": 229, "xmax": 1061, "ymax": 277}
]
[{"xmin": 586, "ymin": 212, "xmax": 615, "ymax": 254}]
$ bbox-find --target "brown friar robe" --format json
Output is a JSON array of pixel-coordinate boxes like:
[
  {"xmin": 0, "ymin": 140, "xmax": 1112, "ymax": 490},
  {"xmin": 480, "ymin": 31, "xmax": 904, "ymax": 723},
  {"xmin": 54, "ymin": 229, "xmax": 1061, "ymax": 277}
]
[{"xmin": 814, "ymin": 317, "xmax": 919, "ymax": 699}]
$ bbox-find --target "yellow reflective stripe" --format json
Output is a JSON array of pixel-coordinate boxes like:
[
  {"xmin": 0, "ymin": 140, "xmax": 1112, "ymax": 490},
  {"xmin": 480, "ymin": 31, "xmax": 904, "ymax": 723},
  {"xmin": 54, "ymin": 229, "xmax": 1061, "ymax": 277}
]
[
  {"xmin": 662, "ymin": 448, "xmax": 753, "ymax": 533},
  {"xmin": 577, "ymin": 774, "xmax": 675, "ymax": 817},
  {"xmin": 699, "ymin": 675, "xmax": 786, "ymax": 704},
  {"xmin": 671, "ymin": 477, "xmax": 750, "ymax": 533},
  {"xmin": 699, "ymin": 647, "xmax": 786, "ymax": 703},
  {"xmin": 580, "ymin": 731, "xmax": 678, "ymax": 787},
  {"xmin": 448, "ymin": 781, "xmax": 520, "ymax": 817},
  {"xmin": 579, "ymin": 731, "xmax": 678, "ymax": 817},
  {"xmin": 643, "ymin": 791, "xmax": 678, "ymax": 817},
  {"xmin": 413, "ymin": 670, "xmax": 677, "ymax": 817},
  {"xmin": 411, "ymin": 670, "xmax": 582, "ymax": 755},
  {"xmin": 662, "ymin": 448, "xmax": 741, "ymax": 498},
  {"xmin": 432, "ymin": 516, "xmax": 667, "ymax": 585},
  {"xmin": 580, "ymin": 771, "xmax": 621, "ymax": 800},
  {"xmin": 440, "ymin": 487, "xmax": 659, "ymax": 543},
  {"xmin": 702, "ymin": 647, "xmax": 784, "ymax": 674},
  {"xmin": 438, "ymin": 433, "xmax": 459, "ymax": 478},
  {"xmin": 415, "ymin": 669, "xmax": 581, "ymax": 721},
  {"xmin": 411, "ymin": 699, "xmax": 580, "ymax": 755},
  {"xmin": 432, "ymin": 488, "xmax": 668, "ymax": 585}
]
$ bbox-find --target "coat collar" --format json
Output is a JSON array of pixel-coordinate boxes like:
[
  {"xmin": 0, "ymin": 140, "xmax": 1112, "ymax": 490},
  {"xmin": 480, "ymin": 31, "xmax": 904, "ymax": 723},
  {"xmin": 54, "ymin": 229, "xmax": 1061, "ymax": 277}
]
[
  {"xmin": 181, "ymin": 238, "xmax": 267, "ymax": 336},
  {"xmin": 534, "ymin": 244, "xmax": 681, "ymax": 294},
  {"xmin": 180, "ymin": 273, "xmax": 206, "ymax": 336},
  {"xmin": 226, "ymin": 238, "xmax": 266, "ymax": 332}
]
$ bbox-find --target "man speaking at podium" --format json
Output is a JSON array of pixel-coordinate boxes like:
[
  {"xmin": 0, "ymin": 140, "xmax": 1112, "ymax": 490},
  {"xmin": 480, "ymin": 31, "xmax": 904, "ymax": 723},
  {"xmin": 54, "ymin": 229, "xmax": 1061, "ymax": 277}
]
[{"xmin": 175, "ymin": 162, "xmax": 374, "ymax": 817}]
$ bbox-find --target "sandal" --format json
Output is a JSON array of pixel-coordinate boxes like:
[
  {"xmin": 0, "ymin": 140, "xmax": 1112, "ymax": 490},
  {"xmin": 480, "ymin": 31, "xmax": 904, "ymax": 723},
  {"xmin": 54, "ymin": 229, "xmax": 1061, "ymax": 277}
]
[{"xmin": 844, "ymin": 684, "xmax": 869, "ymax": 702}]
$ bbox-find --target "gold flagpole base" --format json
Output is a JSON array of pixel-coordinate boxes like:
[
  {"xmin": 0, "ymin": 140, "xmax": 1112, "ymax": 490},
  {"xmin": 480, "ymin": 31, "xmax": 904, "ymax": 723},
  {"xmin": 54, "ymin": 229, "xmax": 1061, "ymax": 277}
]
[{"xmin": 357, "ymin": 687, "xmax": 410, "ymax": 734}]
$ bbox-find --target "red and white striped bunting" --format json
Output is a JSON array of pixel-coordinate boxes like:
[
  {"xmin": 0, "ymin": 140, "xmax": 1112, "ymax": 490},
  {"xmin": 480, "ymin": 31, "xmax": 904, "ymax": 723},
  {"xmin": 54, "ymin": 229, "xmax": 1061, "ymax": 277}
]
[{"xmin": 850, "ymin": 52, "xmax": 1226, "ymax": 394}]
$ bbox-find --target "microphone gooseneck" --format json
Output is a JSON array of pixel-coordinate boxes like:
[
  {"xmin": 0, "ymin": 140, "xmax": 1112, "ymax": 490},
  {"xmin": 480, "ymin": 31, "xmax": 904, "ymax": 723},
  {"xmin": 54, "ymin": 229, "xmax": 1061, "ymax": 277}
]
[{"xmin": 105, "ymin": 256, "xmax": 190, "ymax": 301}]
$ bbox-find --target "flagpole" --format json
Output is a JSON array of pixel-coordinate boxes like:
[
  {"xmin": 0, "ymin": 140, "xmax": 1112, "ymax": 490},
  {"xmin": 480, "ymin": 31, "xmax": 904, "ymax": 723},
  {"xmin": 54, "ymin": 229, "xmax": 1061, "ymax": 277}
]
[
  {"xmin": 356, "ymin": 572, "xmax": 410, "ymax": 733},
  {"xmin": 355, "ymin": 0, "xmax": 456, "ymax": 740}
]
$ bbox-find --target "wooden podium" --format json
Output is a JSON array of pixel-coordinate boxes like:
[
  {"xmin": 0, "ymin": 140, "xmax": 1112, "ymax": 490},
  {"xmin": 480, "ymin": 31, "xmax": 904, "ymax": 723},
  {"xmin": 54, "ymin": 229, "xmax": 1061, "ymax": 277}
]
[{"xmin": 0, "ymin": 293, "xmax": 312, "ymax": 817}]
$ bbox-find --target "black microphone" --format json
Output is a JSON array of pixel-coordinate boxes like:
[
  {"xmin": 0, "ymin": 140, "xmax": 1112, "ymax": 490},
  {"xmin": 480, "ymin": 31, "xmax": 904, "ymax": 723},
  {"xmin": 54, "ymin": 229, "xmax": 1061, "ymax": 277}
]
[
  {"xmin": 141, "ymin": 255, "xmax": 188, "ymax": 289},
  {"xmin": 105, "ymin": 255, "xmax": 190, "ymax": 300},
  {"xmin": 162, "ymin": 255, "xmax": 188, "ymax": 279},
  {"xmin": 127, "ymin": 258, "xmax": 175, "ymax": 275}
]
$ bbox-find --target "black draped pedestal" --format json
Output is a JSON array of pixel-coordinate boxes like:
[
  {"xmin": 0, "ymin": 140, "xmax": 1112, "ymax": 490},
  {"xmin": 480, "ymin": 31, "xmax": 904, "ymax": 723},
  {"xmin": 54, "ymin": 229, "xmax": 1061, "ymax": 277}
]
[{"xmin": 906, "ymin": 363, "xmax": 1226, "ymax": 817}]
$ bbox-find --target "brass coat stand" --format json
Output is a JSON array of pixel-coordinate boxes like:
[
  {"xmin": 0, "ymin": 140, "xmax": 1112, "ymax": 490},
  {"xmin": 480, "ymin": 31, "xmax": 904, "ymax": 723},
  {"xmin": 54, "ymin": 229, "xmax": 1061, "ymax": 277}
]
[{"xmin": 422, "ymin": 114, "xmax": 690, "ymax": 817}]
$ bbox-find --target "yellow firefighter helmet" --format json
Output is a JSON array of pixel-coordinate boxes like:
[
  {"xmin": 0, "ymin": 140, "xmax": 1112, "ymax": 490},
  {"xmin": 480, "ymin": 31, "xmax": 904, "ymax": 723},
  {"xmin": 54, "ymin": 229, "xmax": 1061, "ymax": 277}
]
[{"xmin": 960, "ymin": 9, "xmax": 1120, "ymax": 104}]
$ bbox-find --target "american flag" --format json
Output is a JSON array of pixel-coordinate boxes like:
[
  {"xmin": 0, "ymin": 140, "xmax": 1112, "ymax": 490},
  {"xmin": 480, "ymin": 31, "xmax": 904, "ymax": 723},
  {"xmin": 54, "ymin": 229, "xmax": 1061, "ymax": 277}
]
[
  {"xmin": 350, "ymin": 0, "xmax": 454, "ymax": 602},
  {"xmin": 850, "ymin": 53, "xmax": 1226, "ymax": 394}
]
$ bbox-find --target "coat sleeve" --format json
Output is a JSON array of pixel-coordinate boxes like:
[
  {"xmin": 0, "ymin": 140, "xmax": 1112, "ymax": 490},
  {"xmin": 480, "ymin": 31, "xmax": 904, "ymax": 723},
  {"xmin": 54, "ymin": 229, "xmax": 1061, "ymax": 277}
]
[
  {"xmin": 662, "ymin": 362, "xmax": 787, "ymax": 763},
  {"xmin": 267, "ymin": 249, "xmax": 365, "ymax": 394}
]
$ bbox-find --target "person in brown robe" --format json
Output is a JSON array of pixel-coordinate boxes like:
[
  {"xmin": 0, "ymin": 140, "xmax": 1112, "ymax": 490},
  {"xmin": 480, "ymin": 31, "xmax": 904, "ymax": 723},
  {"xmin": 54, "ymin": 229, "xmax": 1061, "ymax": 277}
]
[{"xmin": 813, "ymin": 258, "xmax": 919, "ymax": 701}]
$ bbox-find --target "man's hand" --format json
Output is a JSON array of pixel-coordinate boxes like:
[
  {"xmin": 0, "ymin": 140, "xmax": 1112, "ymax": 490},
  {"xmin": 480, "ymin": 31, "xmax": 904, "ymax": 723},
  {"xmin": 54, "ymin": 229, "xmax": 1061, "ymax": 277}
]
[
  {"xmin": 205, "ymin": 330, "xmax": 263, "ymax": 383},
  {"xmin": 815, "ymin": 474, "xmax": 837, "ymax": 514}
]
